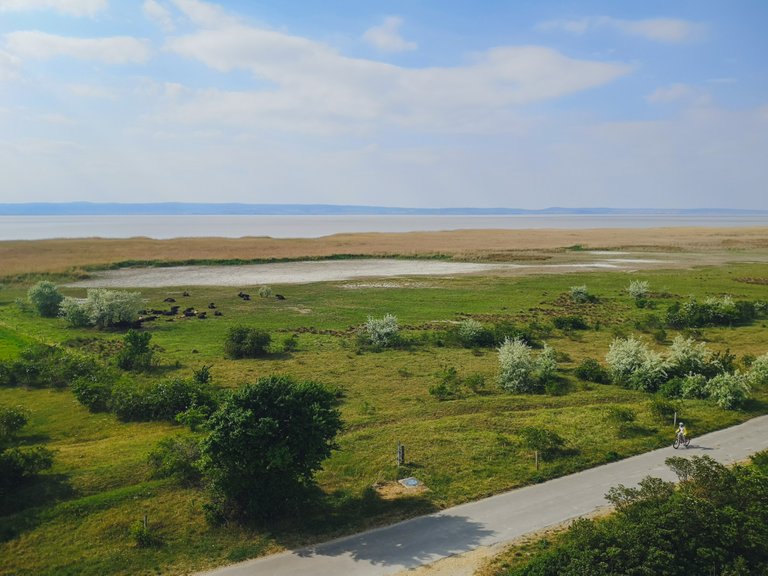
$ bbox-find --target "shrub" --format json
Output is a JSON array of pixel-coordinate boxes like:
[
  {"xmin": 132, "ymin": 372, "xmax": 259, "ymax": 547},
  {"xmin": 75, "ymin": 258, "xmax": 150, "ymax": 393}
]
[
  {"xmin": 0, "ymin": 445, "xmax": 54, "ymax": 488},
  {"xmin": 464, "ymin": 372, "xmax": 486, "ymax": 393},
  {"xmin": 192, "ymin": 364, "xmax": 213, "ymax": 385},
  {"xmin": 569, "ymin": 285, "xmax": 590, "ymax": 303},
  {"xmin": 200, "ymin": 376, "xmax": 342, "ymax": 520},
  {"xmin": 129, "ymin": 519, "xmax": 161, "ymax": 548},
  {"xmin": 0, "ymin": 344, "xmax": 103, "ymax": 389},
  {"xmin": 457, "ymin": 318, "xmax": 493, "ymax": 347},
  {"xmin": 605, "ymin": 337, "xmax": 667, "ymax": 392},
  {"xmin": 498, "ymin": 337, "xmax": 537, "ymax": 393},
  {"xmin": 491, "ymin": 321, "xmax": 538, "ymax": 347},
  {"xmin": 362, "ymin": 314, "xmax": 400, "ymax": 348},
  {"xmin": 72, "ymin": 374, "xmax": 115, "ymax": 412},
  {"xmin": 666, "ymin": 295, "xmax": 758, "ymax": 328},
  {"xmin": 109, "ymin": 378, "xmax": 218, "ymax": 422},
  {"xmin": 518, "ymin": 427, "xmax": 566, "ymax": 458},
  {"xmin": 148, "ymin": 435, "xmax": 202, "ymax": 485},
  {"xmin": 574, "ymin": 358, "xmax": 610, "ymax": 384},
  {"xmin": 60, "ymin": 297, "xmax": 91, "ymax": 327},
  {"xmin": 665, "ymin": 335, "xmax": 709, "ymax": 378},
  {"xmin": 429, "ymin": 368, "xmax": 462, "ymax": 401},
  {"xmin": 0, "ymin": 406, "xmax": 28, "ymax": 443},
  {"xmin": 60, "ymin": 290, "xmax": 143, "ymax": 329},
  {"xmin": 258, "ymin": 285, "xmax": 272, "ymax": 298},
  {"xmin": 705, "ymin": 372, "xmax": 750, "ymax": 409},
  {"xmin": 680, "ymin": 374, "xmax": 708, "ymax": 399},
  {"xmin": 282, "ymin": 334, "xmax": 299, "ymax": 353},
  {"xmin": 553, "ymin": 316, "xmax": 589, "ymax": 330},
  {"xmin": 224, "ymin": 326, "xmax": 271, "ymax": 359},
  {"xmin": 748, "ymin": 353, "xmax": 768, "ymax": 386},
  {"xmin": 535, "ymin": 344, "xmax": 558, "ymax": 384},
  {"xmin": 627, "ymin": 280, "xmax": 650, "ymax": 300},
  {"xmin": 116, "ymin": 330, "xmax": 155, "ymax": 372},
  {"xmin": 27, "ymin": 281, "xmax": 63, "ymax": 317}
]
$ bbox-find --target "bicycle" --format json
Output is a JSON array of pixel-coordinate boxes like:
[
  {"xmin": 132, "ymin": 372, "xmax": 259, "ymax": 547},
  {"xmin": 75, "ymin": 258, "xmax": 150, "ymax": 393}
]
[{"xmin": 673, "ymin": 431, "xmax": 690, "ymax": 449}]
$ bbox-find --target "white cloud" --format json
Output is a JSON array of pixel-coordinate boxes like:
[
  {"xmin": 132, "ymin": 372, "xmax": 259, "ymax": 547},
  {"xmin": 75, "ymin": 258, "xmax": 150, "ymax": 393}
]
[
  {"xmin": 143, "ymin": 0, "xmax": 175, "ymax": 33},
  {"xmin": 540, "ymin": 16, "xmax": 705, "ymax": 43},
  {"xmin": 66, "ymin": 83, "xmax": 116, "ymax": 99},
  {"xmin": 5, "ymin": 31, "xmax": 151, "ymax": 64},
  {"xmin": 646, "ymin": 83, "xmax": 711, "ymax": 106},
  {"xmin": 169, "ymin": 0, "xmax": 239, "ymax": 29},
  {"xmin": 0, "ymin": 0, "xmax": 107, "ymax": 17},
  {"xmin": 162, "ymin": 8, "xmax": 629, "ymax": 135},
  {"xmin": 0, "ymin": 49, "xmax": 20, "ymax": 81},
  {"xmin": 362, "ymin": 16, "xmax": 417, "ymax": 53}
]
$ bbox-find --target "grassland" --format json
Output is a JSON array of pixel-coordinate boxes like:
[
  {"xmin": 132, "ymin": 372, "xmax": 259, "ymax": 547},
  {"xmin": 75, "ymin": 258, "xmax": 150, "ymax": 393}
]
[{"xmin": 1, "ymin": 231, "xmax": 768, "ymax": 575}]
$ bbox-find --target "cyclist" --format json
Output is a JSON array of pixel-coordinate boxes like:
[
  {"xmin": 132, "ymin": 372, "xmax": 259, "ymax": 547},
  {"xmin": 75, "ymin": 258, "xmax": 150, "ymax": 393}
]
[{"xmin": 676, "ymin": 422, "xmax": 687, "ymax": 444}]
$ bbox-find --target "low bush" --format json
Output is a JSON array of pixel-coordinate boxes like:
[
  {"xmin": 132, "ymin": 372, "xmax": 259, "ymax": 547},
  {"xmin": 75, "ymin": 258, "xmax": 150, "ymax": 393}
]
[
  {"xmin": 705, "ymin": 372, "xmax": 750, "ymax": 409},
  {"xmin": 569, "ymin": 285, "xmax": 592, "ymax": 303},
  {"xmin": 456, "ymin": 318, "xmax": 494, "ymax": 347},
  {"xmin": 109, "ymin": 378, "xmax": 218, "ymax": 422},
  {"xmin": 574, "ymin": 358, "xmax": 610, "ymax": 384},
  {"xmin": 361, "ymin": 314, "xmax": 400, "ymax": 349},
  {"xmin": 116, "ymin": 330, "xmax": 155, "ymax": 372},
  {"xmin": 224, "ymin": 326, "xmax": 271, "ymax": 359},
  {"xmin": 518, "ymin": 427, "xmax": 566, "ymax": 458},
  {"xmin": 0, "ymin": 344, "xmax": 103, "ymax": 389},
  {"xmin": 666, "ymin": 295, "xmax": 759, "ymax": 328},
  {"xmin": 27, "ymin": 281, "xmax": 64, "ymax": 317},
  {"xmin": 147, "ymin": 435, "xmax": 202, "ymax": 485},
  {"xmin": 553, "ymin": 316, "xmax": 589, "ymax": 330},
  {"xmin": 60, "ymin": 289, "xmax": 143, "ymax": 329}
]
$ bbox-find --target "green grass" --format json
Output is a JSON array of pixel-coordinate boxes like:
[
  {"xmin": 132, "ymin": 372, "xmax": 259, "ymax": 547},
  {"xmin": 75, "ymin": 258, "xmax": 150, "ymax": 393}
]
[{"xmin": 1, "ymin": 262, "xmax": 768, "ymax": 574}]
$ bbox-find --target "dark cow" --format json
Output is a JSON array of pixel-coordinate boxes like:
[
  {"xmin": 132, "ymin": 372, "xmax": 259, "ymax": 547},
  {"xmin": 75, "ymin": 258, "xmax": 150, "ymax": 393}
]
[
  {"xmin": 182, "ymin": 291, "xmax": 191, "ymax": 297},
  {"xmin": 275, "ymin": 294, "xmax": 286, "ymax": 300},
  {"xmin": 208, "ymin": 303, "xmax": 216, "ymax": 309},
  {"xmin": 163, "ymin": 297, "xmax": 176, "ymax": 303}
]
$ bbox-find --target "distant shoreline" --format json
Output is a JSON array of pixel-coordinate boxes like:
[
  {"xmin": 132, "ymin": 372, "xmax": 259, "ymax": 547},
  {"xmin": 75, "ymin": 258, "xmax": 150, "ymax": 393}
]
[{"xmin": 1, "ymin": 202, "xmax": 766, "ymax": 217}]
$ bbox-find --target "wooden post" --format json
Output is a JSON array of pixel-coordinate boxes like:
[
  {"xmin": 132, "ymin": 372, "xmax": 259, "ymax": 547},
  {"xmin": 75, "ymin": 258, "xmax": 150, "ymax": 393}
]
[
  {"xmin": 143, "ymin": 514, "xmax": 148, "ymax": 529},
  {"xmin": 673, "ymin": 411, "xmax": 677, "ymax": 427},
  {"xmin": 535, "ymin": 450, "xmax": 539, "ymax": 471},
  {"xmin": 397, "ymin": 442, "xmax": 405, "ymax": 466}
]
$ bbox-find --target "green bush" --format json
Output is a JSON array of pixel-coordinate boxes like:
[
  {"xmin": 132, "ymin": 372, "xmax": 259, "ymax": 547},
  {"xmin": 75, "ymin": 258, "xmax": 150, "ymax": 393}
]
[
  {"xmin": 60, "ymin": 289, "xmax": 143, "ymax": 329},
  {"xmin": 574, "ymin": 358, "xmax": 610, "ymax": 384},
  {"xmin": 627, "ymin": 280, "xmax": 650, "ymax": 300},
  {"xmin": 429, "ymin": 366, "xmax": 462, "ymax": 400},
  {"xmin": 224, "ymin": 326, "xmax": 271, "ymax": 359},
  {"xmin": 518, "ymin": 427, "xmax": 566, "ymax": 458},
  {"xmin": 0, "ymin": 405, "xmax": 28, "ymax": 443},
  {"xmin": 456, "ymin": 319, "xmax": 494, "ymax": 347},
  {"xmin": 0, "ymin": 445, "xmax": 54, "ymax": 489},
  {"xmin": 147, "ymin": 436, "xmax": 202, "ymax": 485},
  {"xmin": 0, "ymin": 344, "xmax": 103, "ymax": 389},
  {"xmin": 27, "ymin": 281, "xmax": 64, "ymax": 317},
  {"xmin": 666, "ymin": 295, "xmax": 758, "ymax": 328},
  {"xmin": 705, "ymin": 372, "xmax": 750, "ymax": 409},
  {"xmin": 129, "ymin": 519, "xmax": 161, "ymax": 548},
  {"xmin": 116, "ymin": 330, "xmax": 155, "ymax": 372},
  {"xmin": 553, "ymin": 316, "xmax": 589, "ymax": 330},
  {"xmin": 605, "ymin": 337, "xmax": 667, "ymax": 392},
  {"xmin": 747, "ymin": 353, "xmax": 768, "ymax": 386},
  {"xmin": 72, "ymin": 374, "xmax": 116, "ymax": 412},
  {"xmin": 59, "ymin": 297, "xmax": 91, "ymax": 327},
  {"xmin": 109, "ymin": 378, "xmax": 218, "ymax": 422},
  {"xmin": 569, "ymin": 285, "xmax": 591, "ymax": 303}
]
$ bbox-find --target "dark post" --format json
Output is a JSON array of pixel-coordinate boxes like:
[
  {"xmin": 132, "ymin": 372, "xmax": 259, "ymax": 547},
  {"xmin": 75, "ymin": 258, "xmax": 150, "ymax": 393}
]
[{"xmin": 397, "ymin": 442, "xmax": 405, "ymax": 466}]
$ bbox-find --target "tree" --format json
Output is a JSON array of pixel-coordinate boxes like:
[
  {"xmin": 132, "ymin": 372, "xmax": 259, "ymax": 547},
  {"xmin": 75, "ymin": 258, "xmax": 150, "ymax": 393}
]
[
  {"xmin": 27, "ymin": 281, "xmax": 64, "ymax": 317},
  {"xmin": 200, "ymin": 375, "xmax": 342, "ymax": 520},
  {"xmin": 60, "ymin": 289, "xmax": 142, "ymax": 328}
]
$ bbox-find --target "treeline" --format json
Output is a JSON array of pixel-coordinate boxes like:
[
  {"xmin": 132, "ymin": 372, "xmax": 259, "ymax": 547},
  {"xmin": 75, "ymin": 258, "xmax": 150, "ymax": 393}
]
[{"xmin": 504, "ymin": 453, "xmax": 768, "ymax": 576}]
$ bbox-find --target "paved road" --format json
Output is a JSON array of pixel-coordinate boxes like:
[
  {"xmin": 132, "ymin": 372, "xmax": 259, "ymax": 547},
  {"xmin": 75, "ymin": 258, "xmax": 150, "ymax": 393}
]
[{"xmin": 200, "ymin": 415, "xmax": 768, "ymax": 576}]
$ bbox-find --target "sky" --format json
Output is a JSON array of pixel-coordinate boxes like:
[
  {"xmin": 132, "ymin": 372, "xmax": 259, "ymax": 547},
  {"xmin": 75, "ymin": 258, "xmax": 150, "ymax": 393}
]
[{"xmin": 0, "ymin": 0, "xmax": 766, "ymax": 209}]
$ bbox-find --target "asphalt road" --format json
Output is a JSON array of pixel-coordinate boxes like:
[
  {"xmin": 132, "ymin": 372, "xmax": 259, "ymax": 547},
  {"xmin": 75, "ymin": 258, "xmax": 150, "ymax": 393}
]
[{"xmin": 199, "ymin": 415, "xmax": 768, "ymax": 576}]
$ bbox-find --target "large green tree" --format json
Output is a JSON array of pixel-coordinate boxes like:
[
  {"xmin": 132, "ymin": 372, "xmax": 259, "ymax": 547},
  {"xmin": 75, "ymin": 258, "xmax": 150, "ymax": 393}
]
[{"xmin": 201, "ymin": 375, "xmax": 342, "ymax": 520}]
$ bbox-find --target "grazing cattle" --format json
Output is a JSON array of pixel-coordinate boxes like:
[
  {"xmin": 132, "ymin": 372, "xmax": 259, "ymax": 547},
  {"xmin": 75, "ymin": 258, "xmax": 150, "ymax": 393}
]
[
  {"xmin": 275, "ymin": 294, "xmax": 286, "ymax": 300},
  {"xmin": 182, "ymin": 291, "xmax": 190, "ymax": 297},
  {"xmin": 208, "ymin": 303, "xmax": 216, "ymax": 309},
  {"xmin": 197, "ymin": 312, "xmax": 207, "ymax": 319},
  {"xmin": 169, "ymin": 305, "xmax": 180, "ymax": 315},
  {"xmin": 214, "ymin": 310, "xmax": 223, "ymax": 316},
  {"xmin": 163, "ymin": 297, "xmax": 176, "ymax": 303},
  {"xmin": 238, "ymin": 291, "xmax": 251, "ymax": 300},
  {"xmin": 183, "ymin": 308, "xmax": 196, "ymax": 317}
]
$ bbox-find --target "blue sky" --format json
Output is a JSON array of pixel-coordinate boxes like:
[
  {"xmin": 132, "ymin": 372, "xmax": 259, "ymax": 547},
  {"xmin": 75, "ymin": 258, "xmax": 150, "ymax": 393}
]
[{"xmin": 0, "ymin": 0, "xmax": 766, "ymax": 208}]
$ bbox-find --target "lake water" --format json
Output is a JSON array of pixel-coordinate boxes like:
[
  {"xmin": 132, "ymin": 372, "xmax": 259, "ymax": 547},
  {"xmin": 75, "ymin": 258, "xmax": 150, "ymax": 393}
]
[{"xmin": 1, "ymin": 214, "xmax": 767, "ymax": 241}]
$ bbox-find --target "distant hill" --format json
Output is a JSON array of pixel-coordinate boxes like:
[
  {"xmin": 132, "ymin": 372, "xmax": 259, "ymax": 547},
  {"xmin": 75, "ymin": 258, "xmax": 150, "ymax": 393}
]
[{"xmin": 0, "ymin": 203, "xmax": 766, "ymax": 216}]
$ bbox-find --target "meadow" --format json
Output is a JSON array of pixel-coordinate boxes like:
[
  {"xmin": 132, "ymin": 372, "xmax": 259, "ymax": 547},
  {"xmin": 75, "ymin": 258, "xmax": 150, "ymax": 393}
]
[{"xmin": 1, "ymin": 235, "xmax": 768, "ymax": 575}]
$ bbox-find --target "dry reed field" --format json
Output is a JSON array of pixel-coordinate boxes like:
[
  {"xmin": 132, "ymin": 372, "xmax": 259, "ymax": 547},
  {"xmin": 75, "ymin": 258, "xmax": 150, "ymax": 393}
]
[{"xmin": 2, "ymin": 226, "xmax": 768, "ymax": 278}]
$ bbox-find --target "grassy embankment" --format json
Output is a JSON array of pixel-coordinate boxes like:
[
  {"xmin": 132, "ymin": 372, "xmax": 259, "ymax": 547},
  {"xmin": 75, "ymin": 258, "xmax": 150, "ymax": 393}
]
[{"xmin": 1, "ymin": 255, "xmax": 768, "ymax": 575}]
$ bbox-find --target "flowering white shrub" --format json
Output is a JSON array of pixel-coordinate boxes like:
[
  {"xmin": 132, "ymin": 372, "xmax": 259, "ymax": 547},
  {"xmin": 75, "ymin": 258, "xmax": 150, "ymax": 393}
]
[
  {"xmin": 59, "ymin": 289, "xmax": 142, "ymax": 329},
  {"xmin": 536, "ymin": 343, "xmax": 558, "ymax": 384},
  {"xmin": 498, "ymin": 337, "xmax": 536, "ymax": 393},
  {"xmin": 747, "ymin": 353, "xmax": 768, "ymax": 386},
  {"xmin": 680, "ymin": 374, "xmax": 708, "ymax": 399},
  {"xmin": 458, "ymin": 318, "xmax": 485, "ymax": 346},
  {"xmin": 258, "ymin": 285, "xmax": 272, "ymax": 298},
  {"xmin": 363, "ymin": 314, "xmax": 400, "ymax": 348},
  {"xmin": 605, "ymin": 337, "xmax": 666, "ymax": 391},
  {"xmin": 705, "ymin": 372, "xmax": 750, "ymax": 409},
  {"xmin": 627, "ymin": 280, "xmax": 650, "ymax": 300},
  {"xmin": 666, "ymin": 335, "xmax": 709, "ymax": 377},
  {"xmin": 569, "ymin": 285, "xmax": 590, "ymax": 303}
]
